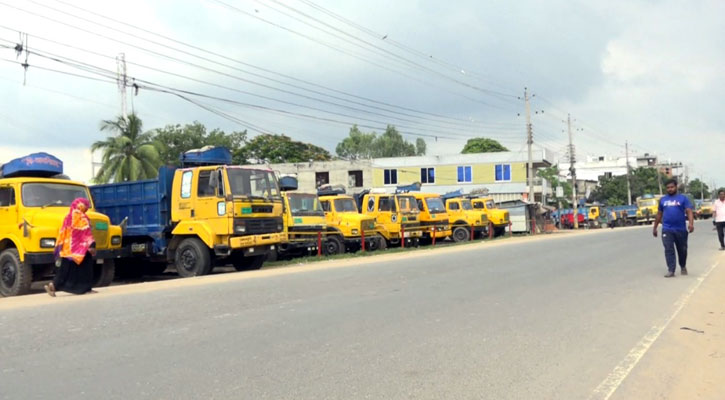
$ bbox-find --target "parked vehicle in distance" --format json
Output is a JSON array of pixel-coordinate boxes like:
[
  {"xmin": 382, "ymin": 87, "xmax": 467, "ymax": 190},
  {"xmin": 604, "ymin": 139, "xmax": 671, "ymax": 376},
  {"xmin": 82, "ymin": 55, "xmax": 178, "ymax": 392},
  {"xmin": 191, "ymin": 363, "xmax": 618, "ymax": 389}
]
[
  {"xmin": 697, "ymin": 200, "xmax": 713, "ymax": 220},
  {"xmin": 470, "ymin": 196, "xmax": 510, "ymax": 236},
  {"xmin": 0, "ymin": 152, "xmax": 122, "ymax": 296},
  {"xmin": 636, "ymin": 194, "xmax": 662, "ymax": 224},
  {"xmin": 411, "ymin": 192, "xmax": 451, "ymax": 243},
  {"xmin": 355, "ymin": 189, "xmax": 422, "ymax": 247},
  {"xmin": 317, "ymin": 185, "xmax": 383, "ymax": 252},
  {"xmin": 442, "ymin": 190, "xmax": 490, "ymax": 240},
  {"xmin": 91, "ymin": 147, "xmax": 285, "ymax": 278}
]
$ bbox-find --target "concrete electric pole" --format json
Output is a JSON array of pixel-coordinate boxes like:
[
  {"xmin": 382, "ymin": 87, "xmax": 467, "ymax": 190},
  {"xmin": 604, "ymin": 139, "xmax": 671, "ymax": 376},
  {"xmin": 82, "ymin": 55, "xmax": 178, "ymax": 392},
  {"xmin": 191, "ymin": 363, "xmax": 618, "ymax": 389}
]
[
  {"xmin": 625, "ymin": 141, "xmax": 632, "ymax": 205},
  {"xmin": 116, "ymin": 53, "xmax": 128, "ymax": 120},
  {"xmin": 567, "ymin": 114, "xmax": 578, "ymax": 229},
  {"xmin": 525, "ymin": 88, "xmax": 534, "ymax": 203}
]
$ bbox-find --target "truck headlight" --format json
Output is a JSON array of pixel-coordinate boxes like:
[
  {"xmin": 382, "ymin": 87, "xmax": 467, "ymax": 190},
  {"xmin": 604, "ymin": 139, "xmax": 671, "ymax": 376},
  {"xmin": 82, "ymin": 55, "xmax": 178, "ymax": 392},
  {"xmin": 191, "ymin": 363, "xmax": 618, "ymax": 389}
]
[
  {"xmin": 351, "ymin": 229, "xmax": 359, "ymax": 235},
  {"xmin": 111, "ymin": 235, "xmax": 122, "ymax": 245},
  {"xmin": 40, "ymin": 238, "xmax": 56, "ymax": 248}
]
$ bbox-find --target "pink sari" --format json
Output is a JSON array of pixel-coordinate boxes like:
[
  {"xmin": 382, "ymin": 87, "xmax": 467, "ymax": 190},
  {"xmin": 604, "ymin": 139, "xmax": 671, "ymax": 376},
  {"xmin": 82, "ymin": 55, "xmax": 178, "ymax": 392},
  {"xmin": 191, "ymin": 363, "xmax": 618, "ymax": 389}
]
[{"xmin": 55, "ymin": 198, "xmax": 95, "ymax": 265}]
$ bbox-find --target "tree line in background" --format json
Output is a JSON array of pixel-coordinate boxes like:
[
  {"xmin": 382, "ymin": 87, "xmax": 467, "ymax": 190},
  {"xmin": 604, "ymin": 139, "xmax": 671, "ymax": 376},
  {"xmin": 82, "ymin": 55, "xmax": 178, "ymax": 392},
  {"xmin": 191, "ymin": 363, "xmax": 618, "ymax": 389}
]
[{"xmin": 92, "ymin": 114, "xmax": 509, "ymax": 183}]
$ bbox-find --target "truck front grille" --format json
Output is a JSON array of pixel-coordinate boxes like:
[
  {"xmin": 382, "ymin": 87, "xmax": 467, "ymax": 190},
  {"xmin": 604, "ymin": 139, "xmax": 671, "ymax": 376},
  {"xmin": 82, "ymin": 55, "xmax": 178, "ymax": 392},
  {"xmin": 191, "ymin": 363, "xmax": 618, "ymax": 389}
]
[
  {"xmin": 252, "ymin": 205, "xmax": 273, "ymax": 213},
  {"xmin": 235, "ymin": 217, "xmax": 283, "ymax": 235}
]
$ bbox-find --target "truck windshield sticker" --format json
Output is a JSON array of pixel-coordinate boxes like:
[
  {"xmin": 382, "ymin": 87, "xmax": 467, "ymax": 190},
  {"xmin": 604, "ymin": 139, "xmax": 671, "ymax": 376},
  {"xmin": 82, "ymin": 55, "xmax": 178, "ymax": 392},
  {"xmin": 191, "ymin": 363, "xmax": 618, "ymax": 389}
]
[{"xmin": 242, "ymin": 207, "xmax": 252, "ymax": 214}]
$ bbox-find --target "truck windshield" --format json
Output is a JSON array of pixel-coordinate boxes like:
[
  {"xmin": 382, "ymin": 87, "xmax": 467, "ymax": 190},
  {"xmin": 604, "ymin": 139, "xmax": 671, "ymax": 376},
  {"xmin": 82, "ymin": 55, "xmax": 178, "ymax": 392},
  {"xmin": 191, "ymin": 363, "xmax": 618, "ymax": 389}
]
[
  {"xmin": 227, "ymin": 169, "xmax": 280, "ymax": 199},
  {"xmin": 397, "ymin": 195, "xmax": 420, "ymax": 213},
  {"xmin": 425, "ymin": 197, "xmax": 446, "ymax": 213},
  {"xmin": 334, "ymin": 198, "xmax": 357, "ymax": 212},
  {"xmin": 288, "ymin": 194, "xmax": 324, "ymax": 216},
  {"xmin": 638, "ymin": 199, "xmax": 657, "ymax": 207},
  {"xmin": 21, "ymin": 183, "xmax": 90, "ymax": 207},
  {"xmin": 461, "ymin": 199, "xmax": 473, "ymax": 210}
]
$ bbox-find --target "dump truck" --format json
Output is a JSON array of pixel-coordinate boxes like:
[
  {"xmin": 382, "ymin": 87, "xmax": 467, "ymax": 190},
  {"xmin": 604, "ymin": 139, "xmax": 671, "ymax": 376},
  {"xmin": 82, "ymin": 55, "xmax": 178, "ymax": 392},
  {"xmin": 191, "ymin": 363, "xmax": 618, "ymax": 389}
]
[
  {"xmin": 411, "ymin": 192, "xmax": 451, "ymax": 243},
  {"xmin": 0, "ymin": 152, "xmax": 122, "ymax": 296},
  {"xmin": 469, "ymin": 196, "xmax": 510, "ymax": 236},
  {"xmin": 441, "ymin": 190, "xmax": 490, "ymax": 240},
  {"xmin": 91, "ymin": 147, "xmax": 285, "ymax": 278},
  {"xmin": 317, "ymin": 185, "xmax": 383, "ymax": 251},
  {"xmin": 697, "ymin": 200, "xmax": 713, "ymax": 220},
  {"xmin": 355, "ymin": 189, "xmax": 422, "ymax": 247},
  {"xmin": 636, "ymin": 194, "xmax": 662, "ymax": 224}
]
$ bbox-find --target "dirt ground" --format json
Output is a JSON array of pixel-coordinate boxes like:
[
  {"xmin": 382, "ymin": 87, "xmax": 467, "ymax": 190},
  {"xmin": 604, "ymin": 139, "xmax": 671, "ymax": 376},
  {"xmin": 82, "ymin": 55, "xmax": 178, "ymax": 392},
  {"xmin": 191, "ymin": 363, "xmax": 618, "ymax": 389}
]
[{"xmin": 610, "ymin": 252, "xmax": 725, "ymax": 400}]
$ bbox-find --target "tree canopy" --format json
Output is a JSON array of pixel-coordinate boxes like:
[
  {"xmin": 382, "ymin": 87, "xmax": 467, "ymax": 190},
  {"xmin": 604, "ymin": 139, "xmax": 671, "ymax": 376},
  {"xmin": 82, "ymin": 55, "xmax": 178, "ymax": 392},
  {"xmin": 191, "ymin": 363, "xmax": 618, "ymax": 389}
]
[
  {"xmin": 335, "ymin": 125, "xmax": 423, "ymax": 159},
  {"xmin": 461, "ymin": 137, "xmax": 508, "ymax": 154},
  {"xmin": 241, "ymin": 134, "xmax": 332, "ymax": 164},
  {"xmin": 150, "ymin": 122, "xmax": 247, "ymax": 165},
  {"xmin": 686, "ymin": 178, "xmax": 710, "ymax": 199},
  {"xmin": 589, "ymin": 167, "xmax": 668, "ymax": 205},
  {"xmin": 537, "ymin": 165, "xmax": 572, "ymax": 205}
]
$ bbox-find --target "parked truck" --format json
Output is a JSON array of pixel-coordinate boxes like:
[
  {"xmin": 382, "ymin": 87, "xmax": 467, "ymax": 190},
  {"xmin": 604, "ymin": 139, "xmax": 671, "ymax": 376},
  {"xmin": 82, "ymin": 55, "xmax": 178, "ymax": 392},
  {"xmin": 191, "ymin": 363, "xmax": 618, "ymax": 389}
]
[
  {"xmin": 411, "ymin": 192, "xmax": 451, "ymax": 243},
  {"xmin": 469, "ymin": 196, "xmax": 510, "ymax": 236},
  {"xmin": 441, "ymin": 190, "xmax": 490, "ymax": 240},
  {"xmin": 354, "ymin": 189, "xmax": 422, "ymax": 247},
  {"xmin": 317, "ymin": 185, "xmax": 383, "ymax": 251},
  {"xmin": 636, "ymin": 194, "xmax": 662, "ymax": 224},
  {"xmin": 90, "ymin": 147, "xmax": 285, "ymax": 277},
  {"xmin": 0, "ymin": 152, "xmax": 122, "ymax": 296}
]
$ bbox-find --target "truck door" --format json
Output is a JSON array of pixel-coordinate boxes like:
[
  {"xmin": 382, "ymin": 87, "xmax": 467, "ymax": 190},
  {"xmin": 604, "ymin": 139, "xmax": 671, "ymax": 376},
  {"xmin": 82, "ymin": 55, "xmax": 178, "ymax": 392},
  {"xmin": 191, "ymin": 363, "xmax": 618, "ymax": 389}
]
[
  {"xmin": 193, "ymin": 168, "xmax": 230, "ymax": 235},
  {"xmin": 0, "ymin": 185, "xmax": 18, "ymax": 237}
]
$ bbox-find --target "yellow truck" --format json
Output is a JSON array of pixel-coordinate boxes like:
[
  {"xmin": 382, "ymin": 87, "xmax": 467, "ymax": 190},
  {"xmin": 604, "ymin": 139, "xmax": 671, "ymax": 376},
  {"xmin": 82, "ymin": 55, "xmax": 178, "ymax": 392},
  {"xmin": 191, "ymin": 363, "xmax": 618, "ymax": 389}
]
[
  {"xmin": 441, "ymin": 191, "xmax": 490, "ymax": 241},
  {"xmin": 470, "ymin": 196, "xmax": 510, "ymax": 236},
  {"xmin": 697, "ymin": 200, "xmax": 714, "ymax": 220},
  {"xmin": 356, "ymin": 190, "xmax": 422, "ymax": 247},
  {"xmin": 91, "ymin": 147, "xmax": 284, "ymax": 277},
  {"xmin": 635, "ymin": 194, "xmax": 662, "ymax": 224},
  {"xmin": 411, "ymin": 192, "xmax": 451, "ymax": 243},
  {"xmin": 317, "ymin": 185, "xmax": 383, "ymax": 251},
  {"xmin": 0, "ymin": 153, "xmax": 122, "ymax": 297}
]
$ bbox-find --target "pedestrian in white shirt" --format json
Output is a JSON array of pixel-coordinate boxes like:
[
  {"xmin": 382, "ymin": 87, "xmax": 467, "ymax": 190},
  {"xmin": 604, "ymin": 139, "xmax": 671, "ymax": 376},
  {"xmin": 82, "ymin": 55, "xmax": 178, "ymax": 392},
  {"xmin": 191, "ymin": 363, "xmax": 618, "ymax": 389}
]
[{"xmin": 713, "ymin": 189, "xmax": 725, "ymax": 250}]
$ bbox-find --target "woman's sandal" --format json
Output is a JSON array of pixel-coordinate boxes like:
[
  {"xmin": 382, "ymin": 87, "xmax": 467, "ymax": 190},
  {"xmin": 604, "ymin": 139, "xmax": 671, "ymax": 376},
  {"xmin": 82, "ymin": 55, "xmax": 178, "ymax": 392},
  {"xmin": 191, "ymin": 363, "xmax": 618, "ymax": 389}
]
[{"xmin": 44, "ymin": 283, "xmax": 56, "ymax": 297}]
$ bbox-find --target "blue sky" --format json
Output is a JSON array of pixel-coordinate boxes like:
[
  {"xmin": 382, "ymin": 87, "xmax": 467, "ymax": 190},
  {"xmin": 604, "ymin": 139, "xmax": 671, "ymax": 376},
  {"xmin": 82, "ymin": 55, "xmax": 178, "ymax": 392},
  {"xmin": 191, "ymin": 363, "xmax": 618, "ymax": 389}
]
[{"xmin": 1, "ymin": 0, "xmax": 723, "ymax": 187}]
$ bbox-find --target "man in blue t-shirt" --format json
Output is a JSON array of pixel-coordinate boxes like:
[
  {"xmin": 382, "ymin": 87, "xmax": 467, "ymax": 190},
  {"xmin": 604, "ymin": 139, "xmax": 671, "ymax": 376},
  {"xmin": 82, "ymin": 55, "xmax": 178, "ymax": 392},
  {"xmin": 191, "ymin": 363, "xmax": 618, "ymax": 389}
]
[{"xmin": 652, "ymin": 179, "xmax": 695, "ymax": 277}]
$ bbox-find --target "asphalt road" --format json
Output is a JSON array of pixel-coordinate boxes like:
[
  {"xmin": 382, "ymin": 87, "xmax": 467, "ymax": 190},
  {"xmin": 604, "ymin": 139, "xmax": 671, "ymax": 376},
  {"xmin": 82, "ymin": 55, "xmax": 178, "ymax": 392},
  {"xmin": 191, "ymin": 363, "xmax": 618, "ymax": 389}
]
[{"xmin": 1, "ymin": 221, "xmax": 722, "ymax": 400}]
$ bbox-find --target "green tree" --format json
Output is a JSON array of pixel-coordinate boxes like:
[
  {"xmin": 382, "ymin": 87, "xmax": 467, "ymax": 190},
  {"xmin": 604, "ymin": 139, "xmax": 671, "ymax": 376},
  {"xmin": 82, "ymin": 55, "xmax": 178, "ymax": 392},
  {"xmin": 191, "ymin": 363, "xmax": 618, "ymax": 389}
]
[
  {"xmin": 461, "ymin": 137, "xmax": 508, "ymax": 153},
  {"xmin": 242, "ymin": 134, "xmax": 332, "ymax": 163},
  {"xmin": 686, "ymin": 178, "xmax": 710, "ymax": 199},
  {"xmin": 372, "ymin": 125, "xmax": 417, "ymax": 157},
  {"xmin": 335, "ymin": 125, "xmax": 377, "ymax": 159},
  {"xmin": 335, "ymin": 125, "xmax": 423, "ymax": 159},
  {"xmin": 537, "ymin": 165, "xmax": 572, "ymax": 205},
  {"xmin": 589, "ymin": 167, "xmax": 668, "ymax": 205},
  {"xmin": 91, "ymin": 114, "xmax": 162, "ymax": 183},
  {"xmin": 415, "ymin": 138, "xmax": 427, "ymax": 156},
  {"xmin": 150, "ymin": 122, "xmax": 247, "ymax": 166}
]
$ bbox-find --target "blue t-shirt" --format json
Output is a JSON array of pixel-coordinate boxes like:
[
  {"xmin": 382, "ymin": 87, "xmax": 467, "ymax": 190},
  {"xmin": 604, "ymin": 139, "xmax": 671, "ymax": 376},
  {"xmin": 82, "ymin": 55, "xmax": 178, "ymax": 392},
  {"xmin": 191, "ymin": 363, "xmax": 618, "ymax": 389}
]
[{"xmin": 659, "ymin": 194, "xmax": 692, "ymax": 232}]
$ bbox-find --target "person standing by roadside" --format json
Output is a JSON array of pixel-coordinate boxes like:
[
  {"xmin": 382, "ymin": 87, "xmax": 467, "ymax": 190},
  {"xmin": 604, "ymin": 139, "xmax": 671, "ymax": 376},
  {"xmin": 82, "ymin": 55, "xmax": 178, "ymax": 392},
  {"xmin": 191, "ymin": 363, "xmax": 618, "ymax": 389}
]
[
  {"xmin": 713, "ymin": 189, "xmax": 725, "ymax": 250},
  {"xmin": 44, "ymin": 198, "xmax": 97, "ymax": 296},
  {"xmin": 652, "ymin": 179, "xmax": 695, "ymax": 278}
]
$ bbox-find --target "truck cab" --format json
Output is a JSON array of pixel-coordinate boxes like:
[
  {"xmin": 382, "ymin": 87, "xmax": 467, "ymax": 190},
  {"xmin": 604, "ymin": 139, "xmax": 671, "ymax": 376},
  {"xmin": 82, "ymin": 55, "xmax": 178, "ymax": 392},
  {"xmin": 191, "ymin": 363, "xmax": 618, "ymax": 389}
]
[
  {"xmin": 697, "ymin": 200, "xmax": 713, "ymax": 220},
  {"xmin": 411, "ymin": 193, "xmax": 451, "ymax": 242},
  {"xmin": 92, "ymin": 147, "xmax": 285, "ymax": 278},
  {"xmin": 318, "ymin": 186, "xmax": 381, "ymax": 252},
  {"xmin": 357, "ymin": 191, "xmax": 422, "ymax": 247},
  {"xmin": 636, "ymin": 194, "xmax": 661, "ymax": 224},
  {"xmin": 442, "ymin": 193, "xmax": 489, "ymax": 241},
  {"xmin": 470, "ymin": 197, "xmax": 510, "ymax": 236},
  {"xmin": 0, "ymin": 153, "xmax": 122, "ymax": 296}
]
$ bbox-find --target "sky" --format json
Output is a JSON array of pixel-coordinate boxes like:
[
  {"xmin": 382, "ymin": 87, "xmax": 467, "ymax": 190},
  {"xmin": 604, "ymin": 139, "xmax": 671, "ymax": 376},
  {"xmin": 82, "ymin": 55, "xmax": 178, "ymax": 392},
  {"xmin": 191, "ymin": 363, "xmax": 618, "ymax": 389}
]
[{"xmin": 0, "ymin": 0, "xmax": 723, "ymax": 186}]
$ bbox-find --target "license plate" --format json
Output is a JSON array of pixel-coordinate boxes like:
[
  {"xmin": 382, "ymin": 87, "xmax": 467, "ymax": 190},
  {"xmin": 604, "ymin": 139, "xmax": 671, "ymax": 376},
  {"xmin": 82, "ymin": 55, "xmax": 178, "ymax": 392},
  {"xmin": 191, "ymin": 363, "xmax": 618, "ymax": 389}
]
[
  {"xmin": 403, "ymin": 232, "xmax": 411, "ymax": 238},
  {"xmin": 131, "ymin": 243, "xmax": 146, "ymax": 253}
]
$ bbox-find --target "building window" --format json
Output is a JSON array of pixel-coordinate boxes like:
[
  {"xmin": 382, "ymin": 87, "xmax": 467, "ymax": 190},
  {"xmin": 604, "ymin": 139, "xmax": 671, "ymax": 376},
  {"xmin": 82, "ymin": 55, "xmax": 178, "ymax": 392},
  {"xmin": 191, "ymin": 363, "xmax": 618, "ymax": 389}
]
[
  {"xmin": 384, "ymin": 169, "xmax": 398, "ymax": 185},
  {"xmin": 420, "ymin": 167, "xmax": 435, "ymax": 184},
  {"xmin": 315, "ymin": 172, "xmax": 329, "ymax": 188},
  {"xmin": 495, "ymin": 164, "xmax": 511, "ymax": 182},
  {"xmin": 457, "ymin": 166, "xmax": 472, "ymax": 183},
  {"xmin": 348, "ymin": 170, "xmax": 363, "ymax": 187}
]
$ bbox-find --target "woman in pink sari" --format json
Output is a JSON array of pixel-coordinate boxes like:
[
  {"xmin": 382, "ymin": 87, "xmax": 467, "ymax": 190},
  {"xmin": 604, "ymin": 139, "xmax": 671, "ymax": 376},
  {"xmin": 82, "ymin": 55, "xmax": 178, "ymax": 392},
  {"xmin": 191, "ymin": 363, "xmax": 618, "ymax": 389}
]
[{"xmin": 44, "ymin": 198, "xmax": 96, "ymax": 296}]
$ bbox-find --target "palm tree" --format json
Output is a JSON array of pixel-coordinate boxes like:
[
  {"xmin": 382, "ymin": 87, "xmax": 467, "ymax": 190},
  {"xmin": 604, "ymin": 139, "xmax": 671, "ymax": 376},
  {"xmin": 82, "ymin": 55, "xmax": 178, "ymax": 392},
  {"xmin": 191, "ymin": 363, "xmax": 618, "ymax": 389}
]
[{"xmin": 91, "ymin": 114, "xmax": 162, "ymax": 183}]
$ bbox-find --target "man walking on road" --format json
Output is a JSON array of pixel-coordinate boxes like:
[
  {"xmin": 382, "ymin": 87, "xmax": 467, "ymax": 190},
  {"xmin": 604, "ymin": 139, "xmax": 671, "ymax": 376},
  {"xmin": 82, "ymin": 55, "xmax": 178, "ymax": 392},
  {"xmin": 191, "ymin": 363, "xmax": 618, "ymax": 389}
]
[
  {"xmin": 713, "ymin": 189, "xmax": 725, "ymax": 250},
  {"xmin": 652, "ymin": 179, "xmax": 694, "ymax": 278}
]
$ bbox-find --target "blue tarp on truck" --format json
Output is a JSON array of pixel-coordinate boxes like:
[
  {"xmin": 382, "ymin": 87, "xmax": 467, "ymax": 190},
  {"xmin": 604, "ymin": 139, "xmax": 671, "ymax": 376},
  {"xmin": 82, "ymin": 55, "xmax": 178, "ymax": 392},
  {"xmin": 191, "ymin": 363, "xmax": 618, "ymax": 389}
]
[
  {"xmin": 90, "ymin": 166, "xmax": 176, "ymax": 256},
  {"xmin": 1, "ymin": 152, "xmax": 63, "ymax": 178}
]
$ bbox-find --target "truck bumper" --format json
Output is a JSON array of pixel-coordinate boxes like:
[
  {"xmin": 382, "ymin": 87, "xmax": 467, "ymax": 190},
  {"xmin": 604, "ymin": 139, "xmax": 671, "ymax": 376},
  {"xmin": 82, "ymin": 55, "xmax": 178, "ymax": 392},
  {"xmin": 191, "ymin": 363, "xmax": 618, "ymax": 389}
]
[
  {"xmin": 229, "ymin": 232, "xmax": 284, "ymax": 249},
  {"xmin": 25, "ymin": 252, "xmax": 55, "ymax": 265}
]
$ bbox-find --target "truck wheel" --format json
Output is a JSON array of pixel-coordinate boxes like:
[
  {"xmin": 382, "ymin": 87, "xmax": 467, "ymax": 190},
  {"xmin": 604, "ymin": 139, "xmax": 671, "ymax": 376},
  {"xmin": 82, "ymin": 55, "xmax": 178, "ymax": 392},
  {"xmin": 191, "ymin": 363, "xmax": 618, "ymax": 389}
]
[
  {"xmin": 92, "ymin": 259, "xmax": 115, "ymax": 287},
  {"xmin": 324, "ymin": 236, "xmax": 345, "ymax": 255},
  {"xmin": 0, "ymin": 249, "xmax": 33, "ymax": 297},
  {"xmin": 175, "ymin": 238, "xmax": 212, "ymax": 277},
  {"xmin": 266, "ymin": 249, "xmax": 278, "ymax": 262},
  {"xmin": 233, "ymin": 255, "xmax": 265, "ymax": 271},
  {"xmin": 452, "ymin": 226, "xmax": 470, "ymax": 242},
  {"xmin": 377, "ymin": 235, "xmax": 388, "ymax": 250}
]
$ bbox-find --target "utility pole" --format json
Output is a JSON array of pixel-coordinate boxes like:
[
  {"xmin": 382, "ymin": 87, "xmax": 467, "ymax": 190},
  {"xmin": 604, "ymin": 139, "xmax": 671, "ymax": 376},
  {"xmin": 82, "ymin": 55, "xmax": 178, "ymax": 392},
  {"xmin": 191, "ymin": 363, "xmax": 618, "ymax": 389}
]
[
  {"xmin": 567, "ymin": 113, "xmax": 578, "ymax": 229},
  {"xmin": 625, "ymin": 141, "xmax": 632, "ymax": 205},
  {"xmin": 525, "ymin": 88, "xmax": 534, "ymax": 203},
  {"xmin": 116, "ymin": 53, "xmax": 128, "ymax": 120},
  {"xmin": 656, "ymin": 164, "xmax": 663, "ymax": 195}
]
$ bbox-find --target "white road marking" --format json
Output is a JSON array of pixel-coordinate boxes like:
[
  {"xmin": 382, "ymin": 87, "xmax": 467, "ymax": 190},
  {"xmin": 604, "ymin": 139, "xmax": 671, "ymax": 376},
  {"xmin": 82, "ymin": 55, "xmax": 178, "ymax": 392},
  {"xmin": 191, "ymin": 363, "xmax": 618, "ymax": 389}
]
[{"xmin": 589, "ymin": 259, "xmax": 721, "ymax": 400}]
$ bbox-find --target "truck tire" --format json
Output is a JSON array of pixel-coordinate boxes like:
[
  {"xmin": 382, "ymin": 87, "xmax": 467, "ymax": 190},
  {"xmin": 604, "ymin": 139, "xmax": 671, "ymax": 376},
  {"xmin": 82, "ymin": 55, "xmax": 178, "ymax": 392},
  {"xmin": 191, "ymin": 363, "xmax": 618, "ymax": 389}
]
[
  {"xmin": 377, "ymin": 235, "xmax": 388, "ymax": 250},
  {"xmin": 92, "ymin": 259, "xmax": 115, "ymax": 287},
  {"xmin": 175, "ymin": 238, "xmax": 212, "ymax": 277},
  {"xmin": 0, "ymin": 249, "xmax": 33, "ymax": 297},
  {"xmin": 452, "ymin": 226, "xmax": 470, "ymax": 242},
  {"xmin": 324, "ymin": 235, "xmax": 345, "ymax": 255},
  {"xmin": 233, "ymin": 255, "xmax": 265, "ymax": 271}
]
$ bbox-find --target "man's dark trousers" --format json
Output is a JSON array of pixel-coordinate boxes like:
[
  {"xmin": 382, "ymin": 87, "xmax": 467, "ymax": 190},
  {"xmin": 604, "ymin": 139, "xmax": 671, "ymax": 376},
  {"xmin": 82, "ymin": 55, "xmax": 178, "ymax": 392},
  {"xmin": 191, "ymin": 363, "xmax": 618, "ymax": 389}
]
[
  {"xmin": 716, "ymin": 222, "xmax": 725, "ymax": 248},
  {"xmin": 662, "ymin": 230, "xmax": 688, "ymax": 273}
]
